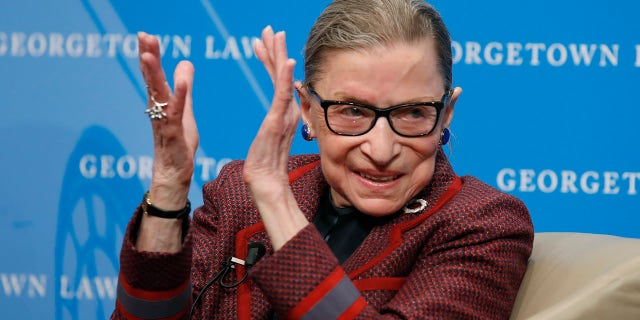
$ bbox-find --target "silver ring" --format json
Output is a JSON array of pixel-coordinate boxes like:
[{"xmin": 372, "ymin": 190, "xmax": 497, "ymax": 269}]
[{"xmin": 145, "ymin": 94, "xmax": 168, "ymax": 121}]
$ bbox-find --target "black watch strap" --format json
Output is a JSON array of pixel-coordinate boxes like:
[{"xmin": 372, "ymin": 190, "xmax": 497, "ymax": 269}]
[{"xmin": 142, "ymin": 191, "xmax": 191, "ymax": 219}]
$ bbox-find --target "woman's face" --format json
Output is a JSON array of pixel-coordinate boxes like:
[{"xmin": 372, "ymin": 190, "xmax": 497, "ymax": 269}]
[{"xmin": 301, "ymin": 39, "xmax": 458, "ymax": 217}]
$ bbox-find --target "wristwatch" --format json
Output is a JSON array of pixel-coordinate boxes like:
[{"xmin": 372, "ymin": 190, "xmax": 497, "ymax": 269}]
[{"xmin": 142, "ymin": 191, "xmax": 191, "ymax": 219}]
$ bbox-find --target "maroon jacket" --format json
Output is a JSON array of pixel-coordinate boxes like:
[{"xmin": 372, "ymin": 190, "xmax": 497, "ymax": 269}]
[{"xmin": 112, "ymin": 151, "xmax": 533, "ymax": 319}]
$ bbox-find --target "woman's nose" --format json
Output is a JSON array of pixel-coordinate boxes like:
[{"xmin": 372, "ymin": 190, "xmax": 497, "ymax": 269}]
[{"xmin": 360, "ymin": 117, "xmax": 400, "ymax": 165}]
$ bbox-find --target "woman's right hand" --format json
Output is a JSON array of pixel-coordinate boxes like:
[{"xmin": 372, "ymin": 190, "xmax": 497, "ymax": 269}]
[{"xmin": 136, "ymin": 32, "xmax": 199, "ymax": 252}]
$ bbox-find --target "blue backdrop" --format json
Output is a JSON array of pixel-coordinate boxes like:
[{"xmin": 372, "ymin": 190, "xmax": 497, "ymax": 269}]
[{"xmin": 1, "ymin": 1, "xmax": 638, "ymax": 318}]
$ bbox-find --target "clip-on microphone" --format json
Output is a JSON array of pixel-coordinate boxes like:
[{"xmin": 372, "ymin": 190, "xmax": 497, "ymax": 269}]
[{"xmin": 189, "ymin": 242, "xmax": 266, "ymax": 319}]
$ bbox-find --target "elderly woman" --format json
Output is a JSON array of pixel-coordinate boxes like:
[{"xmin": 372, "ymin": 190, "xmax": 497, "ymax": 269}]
[{"xmin": 112, "ymin": 0, "xmax": 533, "ymax": 319}]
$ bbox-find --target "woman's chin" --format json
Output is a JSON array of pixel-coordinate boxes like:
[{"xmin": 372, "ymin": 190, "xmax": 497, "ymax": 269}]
[{"xmin": 354, "ymin": 199, "xmax": 404, "ymax": 217}]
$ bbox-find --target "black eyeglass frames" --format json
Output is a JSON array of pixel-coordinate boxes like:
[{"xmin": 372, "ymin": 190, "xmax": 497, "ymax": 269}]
[{"xmin": 307, "ymin": 87, "xmax": 452, "ymax": 137}]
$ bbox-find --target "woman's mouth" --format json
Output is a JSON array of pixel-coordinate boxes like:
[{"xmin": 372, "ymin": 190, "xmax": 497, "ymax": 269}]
[{"xmin": 359, "ymin": 172, "xmax": 400, "ymax": 182}]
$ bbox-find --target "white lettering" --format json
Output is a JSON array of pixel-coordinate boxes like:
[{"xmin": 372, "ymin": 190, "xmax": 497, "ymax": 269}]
[
  {"xmin": 49, "ymin": 33, "xmax": 65, "ymax": 57},
  {"xmin": 27, "ymin": 32, "xmax": 46, "ymax": 57},
  {"xmin": 496, "ymin": 168, "xmax": 516, "ymax": 191},
  {"xmin": 122, "ymin": 34, "xmax": 138, "ymax": 58},
  {"xmin": 100, "ymin": 155, "xmax": 116, "ymax": 178},
  {"xmin": 599, "ymin": 44, "xmax": 618, "ymax": 66},
  {"xmin": 172, "ymin": 35, "xmax": 191, "ymax": 58},
  {"xmin": 0, "ymin": 32, "xmax": 6, "ymax": 55},
  {"xmin": 519, "ymin": 169, "xmax": 536, "ymax": 192},
  {"xmin": 86, "ymin": 33, "xmax": 102, "ymax": 57},
  {"xmin": 560, "ymin": 170, "xmax": 579, "ymax": 193},
  {"xmin": 59, "ymin": 276, "xmax": 119, "ymax": 300},
  {"xmin": 240, "ymin": 36, "xmax": 258, "ymax": 59},
  {"xmin": 138, "ymin": 156, "xmax": 153, "ymax": 179},
  {"xmin": 484, "ymin": 42, "xmax": 503, "ymax": 65},
  {"xmin": 0, "ymin": 273, "xmax": 46, "ymax": 298},
  {"xmin": 205, "ymin": 35, "xmax": 221, "ymax": 59},
  {"xmin": 79, "ymin": 154, "xmax": 231, "ymax": 180},
  {"xmin": 79, "ymin": 155, "xmax": 98, "ymax": 178},
  {"xmin": 465, "ymin": 41, "xmax": 482, "ymax": 65},
  {"xmin": 222, "ymin": 37, "xmax": 241, "ymax": 60},
  {"xmin": 76, "ymin": 277, "xmax": 93, "ymax": 299},
  {"xmin": 547, "ymin": 43, "xmax": 567, "ymax": 66},
  {"xmin": 11, "ymin": 32, "xmax": 26, "ymax": 56},
  {"xmin": 580, "ymin": 171, "xmax": 599, "ymax": 194},
  {"xmin": 622, "ymin": 172, "xmax": 640, "ymax": 195},
  {"xmin": 29, "ymin": 274, "xmax": 46, "ymax": 298},
  {"xmin": 525, "ymin": 43, "xmax": 546, "ymax": 66},
  {"xmin": 537, "ymin": 170, "xmax": 558, "ymax": 193},
  {"xmin": 59, "ymin": 275, "xmax": 74, "ymax": 299},
  {"xmin": 116, "ymin": 155, "xmax": 136, "ymax": 179},
  {"xmin": 568, "ymin": 44, "xmax": 597, "ymax": 66},
  {"xmin": 157, "ymin": 35, "xmax": 171, "ymax": 56},
  {"xmin": 1, "ymin": 273, "xmax": 26, "ymax": 296},
  {"xmin": 197, "ymin": 157, "xmax": 216, "ymax": 181},
  {"xmin": 506, "ymin": 42, "xmax": 523, "ymax": 65},
  {"xmin": 104, "ymin": 33, "xmax": 122, "ymax": 57},
  {"xmin": 452, "ymin": 41, "xmax": 621, "ymax": 67},
  {"xmin": 497, "ymin": 169, "xmax": 639, "ymax": 195},
  {"xmin": 66, "ymin": 33, "xmax": 84, "ymax": 57},
  {"xmin": 603, "ymin": 171, "xmax": 620, "ymax": 194},
  {"xmin": 635, "ymin": 45, "xmax": 640, "ymax": 67},
  {"xmin": 451, "ymin": 41, "xmax": 463, "ymax": 64},
  {"xmin": 93, "ymin": 277, "xmax": 118, "ymax": 299}
]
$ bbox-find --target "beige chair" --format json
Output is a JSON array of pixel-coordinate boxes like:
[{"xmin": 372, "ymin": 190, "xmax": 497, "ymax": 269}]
[{"xmin": 510, "ymin": 232, "xmax": 640, "ymax": 320}]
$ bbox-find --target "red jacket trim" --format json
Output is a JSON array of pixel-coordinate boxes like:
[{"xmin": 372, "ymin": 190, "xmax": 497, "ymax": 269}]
[
  {"xmin": 288, "ymin": 160, "xmax": 321, "ymax": 183},
  {"xmin": 348, "ymin": 176, "xmax": 463, "ymax": 279},
  {"xmin": 337, "ymin": 296, "xmax": 367, "ymax": 320},
  {"xmin": 235, "ymin": 221, "xmax": 266, "ymax": 320}
]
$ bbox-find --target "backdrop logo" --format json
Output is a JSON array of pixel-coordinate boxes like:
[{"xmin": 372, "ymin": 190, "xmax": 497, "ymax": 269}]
[
  {"xmin": 4, "ymin": 32, "xmax": 640, "ymax": 67},
  {"xmin": 452, "ymin": 41, "xmax": 640, "ymax": 67},
  {"xmin": 78, "ymin": 154, "xmax": 232, "ymax": 182},
  {"xmin": 0, "ymin": 32, "xmax": 258, "ymax": 60},
  {"xmin": 497, "ymin": 168, "xmax": 640, "ymax": 195}
]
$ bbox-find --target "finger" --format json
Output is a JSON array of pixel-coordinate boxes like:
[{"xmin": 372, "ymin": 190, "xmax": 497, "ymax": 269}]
[
  {"xmin": 169, "ymin": 61, "xmax": 195, "ymax": 124},
  {"xmin": 273, "ymin": 31, "xmax": 288, "ymax": 83},
  {"xmin": 254, "ymin": 39, "xmax": 275, "ymax": 82},
  {"xmin": 261, "ymin": 25, "xmax": 276, "ymax": 68},
  {"xmin": 270, "ymin": 58, "xmax": 297, "ymax": 118},
  {"xmin": 138, "ymin": 32, "xmax": 171, "ymax": 104}
]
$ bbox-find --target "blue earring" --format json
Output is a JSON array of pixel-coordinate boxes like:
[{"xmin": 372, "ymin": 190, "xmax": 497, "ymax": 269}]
[
  {"xmin": 301, "ymin": 124, "xmax": 313, "ymax": 141},
  {"xmin": 440, "ymin": 128, "xmax": 450, "ymax": 146}
]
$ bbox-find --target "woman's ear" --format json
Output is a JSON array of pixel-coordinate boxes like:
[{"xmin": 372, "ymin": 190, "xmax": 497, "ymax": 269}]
[
  {"xmin": 296, "ymin": 81, "xmax": 312, "ymax": 124},
  {"xmin": 443, "ymin": 86, "xmax": 462, "ymax": 128}
]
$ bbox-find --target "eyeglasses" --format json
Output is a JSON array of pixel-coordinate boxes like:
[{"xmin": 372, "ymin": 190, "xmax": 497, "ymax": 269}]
[{"xmin": 307, "ymin": 87, "xmax": 451, "ymax": 137}]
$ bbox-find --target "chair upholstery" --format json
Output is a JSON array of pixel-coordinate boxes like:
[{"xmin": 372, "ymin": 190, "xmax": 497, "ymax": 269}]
[{"xmin": 510, "ymin": 232, "xmax": 640, "ymax": 319}]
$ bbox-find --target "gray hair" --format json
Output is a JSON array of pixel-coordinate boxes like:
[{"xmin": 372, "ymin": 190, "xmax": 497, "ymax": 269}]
[{"xmin": 303, "ymin": 0, "xmax": 452, "ymax": 90}]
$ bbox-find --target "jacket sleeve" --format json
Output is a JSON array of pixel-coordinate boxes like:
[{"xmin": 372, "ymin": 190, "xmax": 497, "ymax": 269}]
[
  {"xmin": 110, "ymin": 208, "xmax": 193, "ymax": 320},
  {"xmin": 250, "ymin": 184, "xmax": 533, "ymax": 319},
  {"xmin": 250, "ymin": 224, "xmax": 366, "ymax": 319}
]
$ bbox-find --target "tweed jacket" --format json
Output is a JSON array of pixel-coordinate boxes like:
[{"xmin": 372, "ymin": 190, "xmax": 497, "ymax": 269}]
[{"xmin": 113, "ymin": 151, "xmax": 534, "ymax": 320}]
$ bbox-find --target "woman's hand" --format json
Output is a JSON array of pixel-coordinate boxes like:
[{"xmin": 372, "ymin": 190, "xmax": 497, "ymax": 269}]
[
  {"xmin": 136, "ymin": 32, "xmax": 199, "ymax": 252},
  {"xmin": 243, "ymin": 26, "xmax": 309, "ymax": 250}
]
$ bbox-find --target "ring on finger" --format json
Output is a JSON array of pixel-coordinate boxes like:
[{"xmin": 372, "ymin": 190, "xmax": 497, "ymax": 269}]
[{"xmin": 145, "ymin": 94, "xmax": 169, "ymax": 121}]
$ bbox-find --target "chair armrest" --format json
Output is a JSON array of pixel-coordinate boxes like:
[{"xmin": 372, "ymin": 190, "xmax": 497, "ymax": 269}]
[{"xmin": 510, "ymin": 232, "xmax": 640, "ymax": 320}]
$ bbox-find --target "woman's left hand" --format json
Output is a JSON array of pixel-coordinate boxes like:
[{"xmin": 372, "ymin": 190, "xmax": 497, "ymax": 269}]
[{"xmin": 243, "ymin": 26, "xmax": 309, "ymax": 250}]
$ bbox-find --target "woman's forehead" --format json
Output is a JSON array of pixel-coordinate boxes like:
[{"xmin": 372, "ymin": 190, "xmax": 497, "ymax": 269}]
[{"xmin": 313, "ymin": 40, "xmax": 444, "ymax": 101}]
